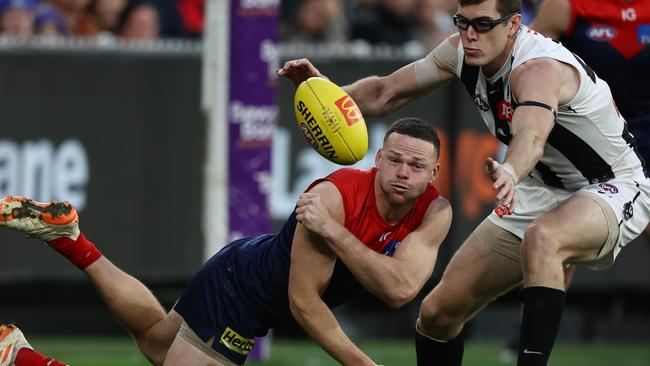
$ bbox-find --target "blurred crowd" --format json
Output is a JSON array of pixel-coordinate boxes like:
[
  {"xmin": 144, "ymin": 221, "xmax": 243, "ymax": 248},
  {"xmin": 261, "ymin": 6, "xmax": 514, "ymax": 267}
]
[
  {"xmin": 0, "ymin": 0, "xmax": 200, "ymax": 39},
  {"xmin": 281, "ymin": 0, "xmax": 458, "ymax": 49},
  {"xmin": 0, "ymin": 0, "xmax": 540, "ymax": 44},
  {"xmin": 282, "ymin": 0, "xmax": 541, "ymax": 49}
]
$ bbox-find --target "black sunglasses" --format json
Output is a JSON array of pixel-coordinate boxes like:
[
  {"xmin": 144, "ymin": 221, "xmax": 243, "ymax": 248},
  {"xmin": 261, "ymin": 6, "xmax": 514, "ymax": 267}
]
[{"xmin": 453, "ymin": 12, "xmax": 517, "ymax": 33}]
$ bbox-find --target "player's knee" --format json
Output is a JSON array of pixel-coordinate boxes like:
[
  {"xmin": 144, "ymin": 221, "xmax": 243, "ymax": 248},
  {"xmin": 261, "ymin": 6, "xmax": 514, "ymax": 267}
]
[
  {"xmin": 522, "ymin": 222, "xmax": 559, "ymax": 265},
  {"xmin": 418, "ymin": 294, "xmax": 465, "ymax": 339}
]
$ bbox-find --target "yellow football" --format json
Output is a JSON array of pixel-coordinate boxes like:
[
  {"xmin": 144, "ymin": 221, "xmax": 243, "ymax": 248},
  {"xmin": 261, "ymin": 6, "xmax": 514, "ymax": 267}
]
[{"xmin": 294, "ymin": 77, "xmax": 368, "ymax": 165}]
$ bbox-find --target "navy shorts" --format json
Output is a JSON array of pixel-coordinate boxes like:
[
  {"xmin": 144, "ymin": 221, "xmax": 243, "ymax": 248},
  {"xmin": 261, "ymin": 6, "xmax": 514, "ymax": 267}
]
[{"xmin": 174, "ymin": 240, "xmax": 267, "ymax": 365}]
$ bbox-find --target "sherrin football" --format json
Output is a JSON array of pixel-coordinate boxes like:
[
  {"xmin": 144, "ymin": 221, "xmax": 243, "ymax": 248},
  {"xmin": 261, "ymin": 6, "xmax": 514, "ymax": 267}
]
[{"xmin": 294, "ymin": 77, "xmax": 368, "ymax": 165}]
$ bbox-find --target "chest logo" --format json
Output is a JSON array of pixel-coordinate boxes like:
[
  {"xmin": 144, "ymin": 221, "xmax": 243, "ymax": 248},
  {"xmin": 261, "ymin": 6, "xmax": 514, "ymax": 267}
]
[
  {"xmin": 382, "ymin": 240, "xmax": 401, "ymax": 257},
  {"xmin": 379, "ymin": 231, "xmax": 392, "ymax": 242},
  {"xmin": 622, "ymin": 8, "xmax": 637, "ymax": 22},
  {"xmin": 587, "ymin": 25, "xmax": 617, "ymax": 41},
  {"xmin": 638, "ymin": 25, "xmax": 650, "ymax": 45},
  {"xmin": 498, "ymin": 99, "xmax": 513, "ymax": 122},
  {"xmin": 473, "ymin": 95, "xmax": 489, "ymax": 111}
]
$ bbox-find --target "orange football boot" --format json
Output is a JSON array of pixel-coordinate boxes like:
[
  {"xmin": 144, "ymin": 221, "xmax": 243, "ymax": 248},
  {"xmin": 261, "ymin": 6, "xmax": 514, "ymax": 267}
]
[{"xmin": 0, "ymin": 196, "xmax": 79, "ymax": 241}]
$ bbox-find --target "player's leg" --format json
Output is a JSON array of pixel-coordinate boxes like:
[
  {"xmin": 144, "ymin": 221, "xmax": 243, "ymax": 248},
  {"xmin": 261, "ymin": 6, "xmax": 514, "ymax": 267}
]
[
  {"xmin": 516, "ymin": 180, "xmax": 648, "ymax": 366},
  {"xmin": 0, "ymin": 197, "xmax": 180, "ymax": 364},
  {"xmin": 83, "ymin": 258, "xmax": 182, "ymax": 364},
  {"xmin": 416, "ymin": 219, "xmax": 523, "ymax": 366},
  {"xmin": 163, "ymin": 322, "xmax": 237, "ymax": 366},
  {"xmin": 0, "ymin": 324, "xmax": 68, "ymax": 366}
]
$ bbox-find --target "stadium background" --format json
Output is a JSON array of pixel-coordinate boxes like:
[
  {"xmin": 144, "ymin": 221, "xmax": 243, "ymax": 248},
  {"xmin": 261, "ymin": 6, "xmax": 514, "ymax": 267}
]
[{"xmin": 1, "ymin": 0, "xmax": 649, "ymax": 364}]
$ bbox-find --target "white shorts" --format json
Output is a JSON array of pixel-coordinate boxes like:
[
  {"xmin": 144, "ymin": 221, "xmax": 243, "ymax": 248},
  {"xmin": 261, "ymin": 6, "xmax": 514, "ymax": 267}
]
[{"xmin": 487, "ymin": 174, "xmax": 650, "ymax": 269}]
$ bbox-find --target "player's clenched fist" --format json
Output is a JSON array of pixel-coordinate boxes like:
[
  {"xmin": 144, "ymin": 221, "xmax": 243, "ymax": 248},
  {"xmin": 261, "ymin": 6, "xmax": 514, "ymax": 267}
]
[
  {"xmin": 295, "ymin": 192, "xmax": 334, "ymax": 236},
  {"xmin": 277, "ymin": 58, "xmax": 328, "ymax": 86}
]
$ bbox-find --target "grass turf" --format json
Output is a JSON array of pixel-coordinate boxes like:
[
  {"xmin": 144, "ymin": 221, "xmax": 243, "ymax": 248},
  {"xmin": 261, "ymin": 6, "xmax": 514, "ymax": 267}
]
[{"xmin": 30, "ymin": 337, "xmax": 650, "ymax": 365}]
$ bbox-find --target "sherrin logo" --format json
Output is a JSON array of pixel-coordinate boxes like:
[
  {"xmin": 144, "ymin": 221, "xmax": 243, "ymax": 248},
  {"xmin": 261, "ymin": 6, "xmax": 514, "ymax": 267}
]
[
  {"xmin": 334, "ymin": 95, "xmax": 363, "ymax": 126},
  {"xmin": 220, "ymin": 326, "xmax": 255, "ymax": 355},
  {"xmin": 587, "ymin": 25, "xmax": 617, "ymax": 41}
]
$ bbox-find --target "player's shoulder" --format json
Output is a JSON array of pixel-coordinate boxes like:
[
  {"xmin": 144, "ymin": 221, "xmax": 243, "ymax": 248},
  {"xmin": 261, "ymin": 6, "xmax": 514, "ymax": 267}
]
[
  {"xmin": 327, "ymin": 167, "xmax": 375, "ymax": 187},
  {"xmin": 425, "ymin": 194, "xmax": 451, "ymax": 216},
  {"xmin": 448, "ymin": 33, "xmax": 461, "ymax": 46},
  {"xmin": 418, "ymin": 194, "xmax": 452, "ymax": 229}
]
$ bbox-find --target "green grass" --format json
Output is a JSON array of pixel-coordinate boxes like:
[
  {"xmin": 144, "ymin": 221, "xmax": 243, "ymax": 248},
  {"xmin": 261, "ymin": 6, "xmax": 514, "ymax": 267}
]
[{"xmin": 30, "ymin": 337, "xmax": 650, "ymax": 365}]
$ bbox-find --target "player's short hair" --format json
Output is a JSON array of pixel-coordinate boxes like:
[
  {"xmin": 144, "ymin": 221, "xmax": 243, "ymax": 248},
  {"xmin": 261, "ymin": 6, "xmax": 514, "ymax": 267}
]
[
  {"xmin": 458, "ymin": 0, "xmax": 521, "ymax": 17},
  {"xmin": 384, "ymin": 117, "xmax": 441, "ymax": 160}
]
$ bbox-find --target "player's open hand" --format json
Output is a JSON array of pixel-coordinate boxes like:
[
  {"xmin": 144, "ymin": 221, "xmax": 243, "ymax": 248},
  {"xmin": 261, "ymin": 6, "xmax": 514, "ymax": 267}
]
[
  {"xmin": 485, "ymin": 157, "xmax": 517, "ymax": 213},
  {"xmin": 295, "ymin": 192, "xmax": 334, "ymax": 236},
  {"xmin": 277, "ymin": 59, "xmax": 328, "ymax": 87}
]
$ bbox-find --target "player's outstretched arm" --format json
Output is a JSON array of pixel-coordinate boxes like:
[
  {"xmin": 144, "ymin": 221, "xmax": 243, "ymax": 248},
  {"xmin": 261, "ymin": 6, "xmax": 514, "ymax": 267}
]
[
  {"xmin": 296, "ymin": 182, "xmax": 452, "ymax": 309},
  {"xmin": 342, "ymin": 36, "xmax": 458, "ymax": 118},
  {"xmin": 496, "ymin": 58, "xmax": 562, "ymax": 209},
  {"xmin": 278, "ymin": 35, "xmax": 458, "ymax": 118},
  {"xmin": 288, "ymin": 223, "xmax": 378, "ymax": 366}
]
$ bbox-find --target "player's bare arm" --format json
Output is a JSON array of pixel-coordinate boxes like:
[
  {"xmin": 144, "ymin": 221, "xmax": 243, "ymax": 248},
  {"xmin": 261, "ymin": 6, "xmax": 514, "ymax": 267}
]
[
  {"xmin": 493, "ymin": 58, "xmax": 567, "ymax": 209},
  {"xmin": 288, "ymin": 213, "xmax": 377, "ymax": 366},
  {"xmin": 297, "ymin": 181, "xmax": 452, "ymax": 309},
  {"xmin": 531, "ymin": 0, "xmax": 571, "ymax": 40},
  {"xmin": 341, "ymin": 35, "xmax": 459, "ymax": 118},
  {"xmin": 277, "ymin": 36, "xmax": 458, "ymax": 118}
]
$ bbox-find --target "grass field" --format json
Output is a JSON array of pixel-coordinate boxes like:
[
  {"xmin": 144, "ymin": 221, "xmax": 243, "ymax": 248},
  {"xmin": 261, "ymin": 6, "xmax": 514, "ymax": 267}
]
[{"xmin": 29, "ymin": 337, "xmax": 650, "ymax": 365}]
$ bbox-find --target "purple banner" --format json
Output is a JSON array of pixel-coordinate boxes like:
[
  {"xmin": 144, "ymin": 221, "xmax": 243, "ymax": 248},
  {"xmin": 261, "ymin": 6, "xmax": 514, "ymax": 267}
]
[{"xmin": 228, "ymin": 0, "xmax": 279, "ymax": 240}]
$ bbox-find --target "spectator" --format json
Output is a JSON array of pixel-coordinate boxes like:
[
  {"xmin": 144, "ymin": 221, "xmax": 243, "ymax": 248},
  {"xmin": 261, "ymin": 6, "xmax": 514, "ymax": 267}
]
[
  {"xmin": 34, "ymin": 3, "xmax": 69, "ymax": 36},
  {"xmin": 349, "ymin": 0, "xmax": 419, "ymax": 45},
  {"xmin": 415, "ymin": 0, "xmax": 456, "ymax": 49},
  {"xmin": 49, "ymin": 0, "xmax": 92, "ymax": 34},
  {"xmin": 282, "ymin": 0, "xmax": 347, "ymax": 42},
  {"xmin": 0, "ymin": 0, "xmax": 36, "ymax": 37},
  {"xmin": 119, "ymin": 1, "xmax": 159, "ymax": 40},
  {"xmin": 76, "ymin": 0, "xmax": 128, "ymax": 36}
]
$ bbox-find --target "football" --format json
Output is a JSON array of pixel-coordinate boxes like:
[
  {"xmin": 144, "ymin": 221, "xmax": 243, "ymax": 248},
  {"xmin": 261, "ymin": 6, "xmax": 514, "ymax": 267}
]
[{"xmin": 294, "ymin": 77, "xmax": 368, "ymax": 165}]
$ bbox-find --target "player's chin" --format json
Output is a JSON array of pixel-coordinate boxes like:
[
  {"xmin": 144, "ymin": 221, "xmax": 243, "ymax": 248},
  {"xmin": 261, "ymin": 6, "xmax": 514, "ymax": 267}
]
[
  {"xmin": 463, "ymin": 55, "xmax": 484, "ymax": 66},
  {"xmin": 387, "ymin": 191, "xmax": 416, "ymax": 205}
]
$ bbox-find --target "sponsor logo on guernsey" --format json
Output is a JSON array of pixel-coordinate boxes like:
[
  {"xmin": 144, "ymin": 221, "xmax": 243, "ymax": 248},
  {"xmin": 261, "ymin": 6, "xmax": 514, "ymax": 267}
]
[
  {"xmin": 587, "ymin": 25, "xmax": 617, "ymax": 41},
  {"xmin": 220, "ymin": 326, "xmax": 255, "ymax": 355},
  {"xmin": 382, "ymin": 240, "xmax": 401, "ymax": 257},
  {"xmin": 334, "ymin": 95, "xmax": 363, "ymax": 126},
  {"xmin": 597, "ymin": 183, "xmax": 619, "ymax": 195},
  {"xmin": 498, "ymin": 99, "xmax": 513, "ymax": 122},
  {"xmin": 473, "ymin": 95, "xmax": 489, "ymax": 111},
  {"xmin": 638, "ymin": 25, "xmax": 650, "ymax": 44}
]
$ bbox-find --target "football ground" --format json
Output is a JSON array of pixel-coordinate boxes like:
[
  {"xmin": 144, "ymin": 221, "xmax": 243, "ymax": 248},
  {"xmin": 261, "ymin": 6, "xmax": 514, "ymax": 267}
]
[{"xmin": 29, "ymin": 337, "xmax": 650, "ymax": 365}]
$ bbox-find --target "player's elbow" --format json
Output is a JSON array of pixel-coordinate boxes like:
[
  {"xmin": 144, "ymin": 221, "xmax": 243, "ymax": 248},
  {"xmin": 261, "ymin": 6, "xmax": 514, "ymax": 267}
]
[
  {"xmin": 384, "ymin": 286, "xmax": 418, "ymax": 309},
  {"xmin": 352, "ymin": 76, "xmax": 401, "ymax": 117},
  {"xmin": 288, "ymin": 292, "xmax": 313, "ymax": 321}
]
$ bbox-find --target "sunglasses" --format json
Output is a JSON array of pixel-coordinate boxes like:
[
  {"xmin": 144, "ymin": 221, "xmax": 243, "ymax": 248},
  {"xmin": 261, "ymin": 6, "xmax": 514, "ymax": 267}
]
[{"xmin": 453, "ymin": 12, "xmax": 517, "ymax": 33}]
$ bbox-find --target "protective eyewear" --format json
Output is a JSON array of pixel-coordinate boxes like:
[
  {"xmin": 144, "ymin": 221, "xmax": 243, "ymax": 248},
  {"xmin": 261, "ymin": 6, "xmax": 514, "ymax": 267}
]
[{"xmin": 453, "ymin": 12, "xmax": 516, "ymax": 33}]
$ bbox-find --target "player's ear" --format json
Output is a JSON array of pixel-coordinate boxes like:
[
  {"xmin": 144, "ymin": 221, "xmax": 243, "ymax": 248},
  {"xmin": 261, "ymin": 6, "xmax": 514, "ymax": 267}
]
[
  {"xmin": 510, "ymin": 14, "xmax": 521, "ymax": 35},
  {"xmin": 375, "ymin": 148, "xmax": 383, "ymax": 166},
  {"xmin": 430, "ymin": 163, "xmax": 440, "ymax": 183}
]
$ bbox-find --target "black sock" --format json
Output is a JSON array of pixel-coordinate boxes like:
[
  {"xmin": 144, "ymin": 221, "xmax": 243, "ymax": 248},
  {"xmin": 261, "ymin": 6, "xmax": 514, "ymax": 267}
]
[
  {"xmin": 517, "ymin": 286, "xmax": 566, "ymax": 366},
  {"xmin": 415, "ymin": 327, "xmax": 464, "ymax": 366}
]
